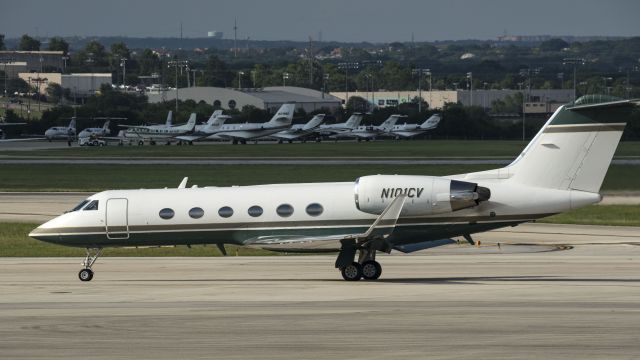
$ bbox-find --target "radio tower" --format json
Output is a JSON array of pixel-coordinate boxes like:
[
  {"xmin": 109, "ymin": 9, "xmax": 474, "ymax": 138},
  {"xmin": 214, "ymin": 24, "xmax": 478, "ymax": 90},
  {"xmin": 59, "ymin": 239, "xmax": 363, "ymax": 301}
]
[{"xmin": 234, "ymin": 18, "xmax": 238, "ymax": 58}]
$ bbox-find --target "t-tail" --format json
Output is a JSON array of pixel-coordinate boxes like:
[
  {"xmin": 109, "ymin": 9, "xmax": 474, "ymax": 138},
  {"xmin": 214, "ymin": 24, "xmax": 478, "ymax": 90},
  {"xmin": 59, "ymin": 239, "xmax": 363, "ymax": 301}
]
[
  {"xmin": 302, "ymin": 114, "xmax": 326, "ymax": 131},
  {"xmin": 165, "ymin": 111, "xmax": 173, "ymax": 126},
  {"xmin": 266, "ymin": 103, "xmax": 295, "ymax": 128},
  {"xmin": 345, "ymin": 113, "xmax": 363, "ymax": 129},
  {"xmin": 379, "ymin": 115, "xmax": 405, "ymax": 132},
  {"xmin": 506, "ymin": 98, "xmax": 638, "ymax": 194},
  {"xmin": 68, "ymin": 118, "xmax": 76, "ymax": 130},
  {"xmin": 420, "ymin": 114, "xmax": 441, "ymax": 130}
]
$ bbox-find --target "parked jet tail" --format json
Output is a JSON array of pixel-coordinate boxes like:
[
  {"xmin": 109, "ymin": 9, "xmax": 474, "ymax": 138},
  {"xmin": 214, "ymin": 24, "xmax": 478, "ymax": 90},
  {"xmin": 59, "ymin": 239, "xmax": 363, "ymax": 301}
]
[
  {"xmin": 419, "ymin": 114, "xmax": 441, "ymax": 129},
  {"xmin": 206, "ymin": 110, "xmax": 224, "ymax": 125},
  {"xmin": 506, "ymin": 98, "xmax": 638, "ymax": 193},
  {"xmin": 302, "ymin": 114, "xmax": 326, "ymax": 131},
  {"xmin": 185, "ymin": 113, "xmax": 197, "ymax": 128},
  {"xmin": 68, "ymin": 118, "xmax": 76, "ymax": 130},
  {"xmin": 102, "ymin": 120, "xmax": 111, "ymax": 131},
  {"xmin": 345, "ymin": 113, "xmax": 363, "ymax": 128},
  {"xmin": 165, "ymin": 111, "xmax": 173, "ymax": 126},
  {"xmin": 380, "ymin": 115, "xmax": 405, "ymax": 132},
  {"xmin": 266, "ymin": 103, "xmax": 296, "ymax": 127}
]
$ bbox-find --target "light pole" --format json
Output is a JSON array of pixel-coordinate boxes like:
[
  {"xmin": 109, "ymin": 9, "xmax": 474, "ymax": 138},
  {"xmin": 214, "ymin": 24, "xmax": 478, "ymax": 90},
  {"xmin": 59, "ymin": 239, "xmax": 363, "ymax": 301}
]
[
  {"xmin": 238, "ymin": 71, "xmax": 244, "ymax": 88},
  {"xmin": 120, "ymin": 58, "xmax": 127, "ymax": 88},
  {"xmin": 322, "ymin": 74, "xmax": 329, "ymax": 99},
  {"xmin": 1, "ymin": 57, "xmax": 14, "ymax": 98},
  {"xmin": 563, "ymin": 58, "xmax": 585, "ymax": 102},
  {"xmin": 467, "ymin": 72, "xmax": 473, "ymax": 107},
  {"xmin": 602, "ymin": 77, "xmax": 613, "ymax": 96},
  {"xmin": 338, "ymin": 62, "xmax": 358, "ymax": 108},
  {"xmin": 426, "ymin": 69, "xmax": 432, "ymax": 109},
  {"xmin": 282, "ymin": 72, "xmax": 289, "ymax": 87},
  {"xmin": 168, "ymin": 60, "xmax": 189, "ymax": 114},
  {"xmin": 412, "ymin": 68, "xmax": 429, "ymax": 113},
  {"xmin": 250, "ymin": 70, "xmax": 257, "ymax": 88}
]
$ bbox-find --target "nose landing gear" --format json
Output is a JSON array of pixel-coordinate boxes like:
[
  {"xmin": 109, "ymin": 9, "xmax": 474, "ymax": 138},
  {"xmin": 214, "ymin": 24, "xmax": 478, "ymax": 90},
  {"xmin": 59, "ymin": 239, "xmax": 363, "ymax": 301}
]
[{"xmin": 78, "ymin": 248, "xmax": 102, "ymax": 282}]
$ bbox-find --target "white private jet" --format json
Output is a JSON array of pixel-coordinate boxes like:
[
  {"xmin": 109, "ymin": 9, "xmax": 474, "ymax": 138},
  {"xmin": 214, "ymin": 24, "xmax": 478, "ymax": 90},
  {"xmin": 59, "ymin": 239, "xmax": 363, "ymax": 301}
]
[
  {"xmin": 343, "ymin": 114, "xmax": 406, "ymax": 141},
  {"xmin": 29, "ymin": 97, "xmax": 637, "ymax": 282},
  {"xmin": 120, "ymin": 113, "xmax": 197, "ymax": 145},
  {"xmin": 198, "ymin": 103, "xmax": 296, "ymax": 144},
  {"xmin": 316, "ymin": 113, "xmax": 363, "ymax": 138},
  {"xmin": 389, "ymin": 114, "xmax": 441, "ymax": 138},
  {"xmin": 175, "ymin": 110, "xmax": 232, "ymax": 143},
  {"xmin": 269, "ymin": 114, "xmax": 326, "ymax": 143},
  {"xmin": 78, "ymin": 120, "xmax": 111, "ymax": 140},
  {"xmin": 44, "ymin": 118, "xmax": 76, "ymax": 141}
]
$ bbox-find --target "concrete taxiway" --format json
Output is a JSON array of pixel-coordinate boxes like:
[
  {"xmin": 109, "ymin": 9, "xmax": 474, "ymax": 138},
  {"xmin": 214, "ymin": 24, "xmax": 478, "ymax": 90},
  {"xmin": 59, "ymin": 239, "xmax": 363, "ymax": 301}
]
[{"xmin": 1, "ymin": 234, "xmax": 639, "ymax": 359}]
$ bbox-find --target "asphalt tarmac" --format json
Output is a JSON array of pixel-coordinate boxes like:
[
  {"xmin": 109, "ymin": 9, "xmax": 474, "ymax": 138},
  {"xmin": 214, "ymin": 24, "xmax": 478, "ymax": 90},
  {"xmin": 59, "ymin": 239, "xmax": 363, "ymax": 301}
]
[{"xmin": 1, "ymin": 230, "xmax": 639, "ymax": 359}]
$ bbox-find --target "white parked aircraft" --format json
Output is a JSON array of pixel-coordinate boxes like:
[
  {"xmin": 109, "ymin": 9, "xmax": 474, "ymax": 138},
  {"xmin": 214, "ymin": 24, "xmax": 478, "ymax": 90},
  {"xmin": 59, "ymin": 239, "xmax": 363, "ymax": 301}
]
[
  {"xmin": 176, "ymin": 110, "xmax": 232, "ymax": 142},
  {"xmin": 29, "ymin": 98, "xmax": 637, "ymax": 282},
  {"xmin": 197, "ymin": 103, "xmax": 296, "ymax": 144},
  {"xmin": 45, "ymin": 118, "xmax": 76, "ymax": 141},
  {"xmin": 389, "ymin": 114, "xmax": 441, "ymax": 138},
  {"xmin": 78, "ymin": 120, "xmax": 111, "ymax": 139},
  {"xmin": 344, "ymin": 114, "xmax": 406, "ymax": 141},
  {"xmin": 269, "ymin": 114, "xmax": 325, "ymax": 143},
  {"xmin": 120, "ymin": 113, "xmax": 197, "ymax": 145},
  {"xmin": 316, "ymin": 113, "xmax": 363, "ymax": 137}
]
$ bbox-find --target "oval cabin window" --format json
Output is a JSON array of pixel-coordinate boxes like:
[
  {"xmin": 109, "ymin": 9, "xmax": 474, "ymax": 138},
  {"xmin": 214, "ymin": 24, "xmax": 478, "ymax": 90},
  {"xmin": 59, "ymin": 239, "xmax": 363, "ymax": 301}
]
[
  {"xmin": 218, "ymin": 206, "xmax": 234, "ymax": 218},
  {"xmin": 247, "ymin": 205, "xmax": 263, "ymax": 217},
  {"xmin": 276, "ymin": 204, "xmax": 294, "ymax": 217},
  {"xmin": 189, "ymin": 207, "xmax": 204, "ymax": 219},
  {"xmin": 159, "ymin": 208, "xmax": 175, "ymax": 220},
  {"xmin": 305, "ymin": 203, "xmax": 323, "ymax": 217}
]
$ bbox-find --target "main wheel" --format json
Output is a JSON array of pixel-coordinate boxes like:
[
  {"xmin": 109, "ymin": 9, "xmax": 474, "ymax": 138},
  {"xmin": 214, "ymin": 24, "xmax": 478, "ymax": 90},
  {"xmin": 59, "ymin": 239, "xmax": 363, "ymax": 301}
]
[
  {"xmin": 341, "ymin": 262, "xmax": 362, "ymax": 281},
  {"xmin": 78, "ymin": 268, "xmax": 94, "ymax": 282},
  {"xmin": 361, "ymin": 260, "xmax": 382, "ymax": 280}
]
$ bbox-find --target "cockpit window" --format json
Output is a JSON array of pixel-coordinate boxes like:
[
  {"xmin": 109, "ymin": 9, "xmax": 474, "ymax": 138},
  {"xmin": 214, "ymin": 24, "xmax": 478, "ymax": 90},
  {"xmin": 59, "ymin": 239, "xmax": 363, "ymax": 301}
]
[
  {"xmin": 70, "ymin": 200, "xmax": 89, "ymax": 212},
  {"xmin": 83, "ymin": 200, "xmax": 99, "ymax": 211}
]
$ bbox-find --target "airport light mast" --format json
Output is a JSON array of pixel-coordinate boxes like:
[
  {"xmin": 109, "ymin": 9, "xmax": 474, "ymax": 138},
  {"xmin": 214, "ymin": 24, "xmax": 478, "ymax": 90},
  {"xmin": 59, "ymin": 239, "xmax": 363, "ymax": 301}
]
[
  {"xmin": 168, "ymin": 60, "xmax": 189, "ymax": 114},
  {"xmin": 562, "ymin": 58, "xmax": 585, "ymax": 102},
  {"xmin": 412, "ymin": 68, "xmax": 430, "ymax": 113},
  {"xmin": 338, "ymin": 62, "xmax": 359, "ymax": 109}
]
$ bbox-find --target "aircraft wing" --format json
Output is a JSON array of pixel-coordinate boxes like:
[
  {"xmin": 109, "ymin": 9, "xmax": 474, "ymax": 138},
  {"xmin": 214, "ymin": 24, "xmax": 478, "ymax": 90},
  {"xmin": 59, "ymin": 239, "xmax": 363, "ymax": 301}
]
[
  {"xmin": 174, "ymin": 135, "xmax": 206, "ymax": 142},
  {"xmin": 244, "ymin": 195, "xmax": 406, "ymax": 252}
]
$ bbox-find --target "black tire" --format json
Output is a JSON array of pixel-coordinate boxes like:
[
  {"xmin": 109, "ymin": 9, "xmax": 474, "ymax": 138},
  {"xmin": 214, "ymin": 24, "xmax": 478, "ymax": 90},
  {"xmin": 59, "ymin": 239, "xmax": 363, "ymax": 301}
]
[
  {"xmin": 361, "ymin": 260, "xmax": 382, "ymax": 280},
  {"xmin": 138, "ymin": 140, "xmax": 144, "ymax": 146},
  {"xmin": 78, "ymin": 268, "xmax": 94, "ymax": 282},
  {"xmin": 341, "ymin": 262, "xmax": 362, "ymax": 281}
]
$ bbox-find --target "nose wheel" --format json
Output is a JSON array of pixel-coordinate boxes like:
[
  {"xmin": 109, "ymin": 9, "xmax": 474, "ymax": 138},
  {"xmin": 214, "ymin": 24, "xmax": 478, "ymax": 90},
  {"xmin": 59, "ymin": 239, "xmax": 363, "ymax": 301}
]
[{"xmin": 79, "ymin": 248, "xmax": 102, "ymax": 282}]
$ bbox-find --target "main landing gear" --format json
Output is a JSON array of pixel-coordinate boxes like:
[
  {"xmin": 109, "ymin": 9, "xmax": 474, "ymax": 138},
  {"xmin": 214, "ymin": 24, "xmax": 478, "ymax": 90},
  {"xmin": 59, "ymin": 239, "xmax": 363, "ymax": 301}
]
[
  {"xmin": 337, "ymin": 240, "xmax": 383, "ymax": 281},
  {"xmin": 78, "ymin": 248, "xmax": 102, "ymax": 281}
]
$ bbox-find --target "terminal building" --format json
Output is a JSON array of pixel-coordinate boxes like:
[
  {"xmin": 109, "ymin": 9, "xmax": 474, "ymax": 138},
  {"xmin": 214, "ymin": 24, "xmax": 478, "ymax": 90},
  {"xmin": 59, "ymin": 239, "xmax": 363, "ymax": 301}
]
[
  {"xmin": 330, "ymin": 89, "xmax": 574, "ymax": 113},
  {"xmin": 0, "ymin": 51, "xmax": 64, "ymax": 75},
  {"xmin": 17, "ymin": 72, "xmax": 112, "ymax": 98},
  {"xmin": 147, "ymin": 86, "xmax": 343, "ymax": 113}
]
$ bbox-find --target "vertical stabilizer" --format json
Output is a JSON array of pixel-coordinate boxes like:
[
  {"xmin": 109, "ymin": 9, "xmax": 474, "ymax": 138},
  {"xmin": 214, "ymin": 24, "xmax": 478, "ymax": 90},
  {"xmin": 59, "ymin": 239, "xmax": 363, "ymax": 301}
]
[
  {"xmin": 165, "ymin": 111, "xmax": 173, "ymax": 126},
  {"xmin": 420, "ymin": 114, "xmax": 441, "ymax": 129},
  {"xmin": 267, "ymin": 103, "xmax": 295, "ymax": 127},
  {"xmin": 345, "ymin": 113, "xmax": 363, "ymax": 129},
  {"xmin": 508, "ymin": 99, "xmax": 636, "ymax": 193}
]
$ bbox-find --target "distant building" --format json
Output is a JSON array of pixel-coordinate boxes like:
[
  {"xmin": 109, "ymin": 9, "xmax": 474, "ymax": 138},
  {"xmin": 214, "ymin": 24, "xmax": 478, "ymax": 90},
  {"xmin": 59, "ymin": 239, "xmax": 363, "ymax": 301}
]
[
  {"xmin": 330, "ymin": 89, "xmax": 574, "ymax": 113},
  {"xmin": 207, "ymin": 31, "xmax": 224, "ymax": 39},
  {"xmin": 18, "ymin": 72, "xmax": 112, "ymax": 97},
  {"xmin": 1, "ymin": 61, "xmax": 28, "ymax": 79},
  {"xmin": 147, "ymin": 86, "xmax": 342, "ymax": 113},
  {"xmin": 0, "ymin": 51, "xmax": 64, "ymax": 73}
]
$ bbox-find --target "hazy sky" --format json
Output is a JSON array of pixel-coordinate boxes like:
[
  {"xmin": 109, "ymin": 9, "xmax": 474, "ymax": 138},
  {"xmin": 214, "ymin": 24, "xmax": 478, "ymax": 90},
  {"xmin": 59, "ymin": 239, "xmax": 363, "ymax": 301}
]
[{"xmin": 1, "ymin": 0, "xmax": 639, "ymax": 42}]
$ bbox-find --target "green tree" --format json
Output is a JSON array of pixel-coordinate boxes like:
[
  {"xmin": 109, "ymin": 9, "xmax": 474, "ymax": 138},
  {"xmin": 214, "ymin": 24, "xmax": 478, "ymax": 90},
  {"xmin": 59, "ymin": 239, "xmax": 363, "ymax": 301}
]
[
  {"xmin": 19, "ymin": 34, "xmax": 40, "ymax": 51},
  {"xmin": 110, "ymin": 42, "xmax": 131, "ymax": 59},
  {"xmin": 137, "ymin": 49, "xmax": 160, "ymax": 76},
  {"xmin": 539, "ymin": 38, "xmax": 569, "ymax": 52},
  {"xmin": 48, "ymin": 37, "xmax": 69, "ymax": 54},
  {"xmin": 76, "ymin": 41, "xmax": 108, "ymax": 67},
  {"xmin": 46, "ymin": 83, "xmax": 64, "ymax": 104}
]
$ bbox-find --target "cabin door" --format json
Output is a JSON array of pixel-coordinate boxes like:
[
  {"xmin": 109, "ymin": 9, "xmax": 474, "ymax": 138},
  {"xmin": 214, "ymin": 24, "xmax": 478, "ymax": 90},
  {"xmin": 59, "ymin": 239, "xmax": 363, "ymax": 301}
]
[{"xmin": 105, "ymin": 198, "xmax": 129, "ymax": 239}]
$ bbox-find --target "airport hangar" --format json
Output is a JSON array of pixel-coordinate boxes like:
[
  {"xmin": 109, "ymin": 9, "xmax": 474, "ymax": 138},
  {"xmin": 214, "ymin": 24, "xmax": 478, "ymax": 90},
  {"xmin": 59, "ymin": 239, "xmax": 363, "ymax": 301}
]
[{"xmin": 147, "ymin": 86, "xmax": 343, "ymax": 113}]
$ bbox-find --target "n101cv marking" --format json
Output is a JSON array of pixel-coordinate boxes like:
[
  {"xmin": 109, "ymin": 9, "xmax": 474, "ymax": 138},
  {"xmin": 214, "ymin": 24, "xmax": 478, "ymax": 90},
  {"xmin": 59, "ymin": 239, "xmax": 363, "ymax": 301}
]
[{"xmin": 29, "ymin": 98, "xmax": 639, "ymax": 282}]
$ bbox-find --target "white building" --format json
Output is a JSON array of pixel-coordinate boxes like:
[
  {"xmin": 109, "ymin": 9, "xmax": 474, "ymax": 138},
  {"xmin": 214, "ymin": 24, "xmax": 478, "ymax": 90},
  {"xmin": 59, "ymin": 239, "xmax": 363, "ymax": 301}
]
[{"xmin": 18, "ymin": 72, "xmax": 112, "ymax": 97}]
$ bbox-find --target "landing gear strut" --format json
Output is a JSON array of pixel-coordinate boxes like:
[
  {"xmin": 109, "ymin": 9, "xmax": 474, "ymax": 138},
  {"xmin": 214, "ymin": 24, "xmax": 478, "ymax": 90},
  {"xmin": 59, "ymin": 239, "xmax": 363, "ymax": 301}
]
[
  {"xmin": 336, "ymin": 240, "xmax": 383, "ymax": 281},
  {"xmin": 79, "ymin": 248, "xmax": 102, "ymax": 282}
]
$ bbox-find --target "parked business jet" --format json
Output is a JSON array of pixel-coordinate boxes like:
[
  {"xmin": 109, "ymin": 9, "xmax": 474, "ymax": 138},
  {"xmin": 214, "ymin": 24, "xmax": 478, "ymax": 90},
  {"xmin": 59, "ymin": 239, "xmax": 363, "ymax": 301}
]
[
  {"xmin": 29, "ymin": 98, "xmax": 637, "ymax": 282},
  {"xmin": 269, "ymin": 114, "xmax": 325, "ymax": 143},
  {"xmin": 343, "ymin": 114, "xmax": 406, "ymax": 141},
  {"xmin": 78, "ymin": 120, "xmax": 111, "ymax": 140},
  {"xmin": 120, "ymin": 113, "xmax": 197, "ymax": 145},
  {"xmin": 45, "ymin": 118, "xmax": 76, "ymax": 141},
  {"xmin": 389, "ymin": 114, "xmax": 441, "ymax": 138},
  {"xmin": 176, "ymin": 110, "xmax": 232, "ymax": 142},
  {"xmin": 316, "ymin": 113, "xmax": 363, "ymax": 137},
  {"xmin": 200, "ymin": 103, "xmax": 296, "ymax": 144}
]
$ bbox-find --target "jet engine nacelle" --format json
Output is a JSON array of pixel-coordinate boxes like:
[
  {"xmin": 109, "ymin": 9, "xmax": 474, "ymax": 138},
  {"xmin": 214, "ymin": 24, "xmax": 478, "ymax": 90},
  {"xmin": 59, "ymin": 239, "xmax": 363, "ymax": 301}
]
[{"xmin": 354, "ymin": 175, "xmax": 490, "ymax": 216}]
